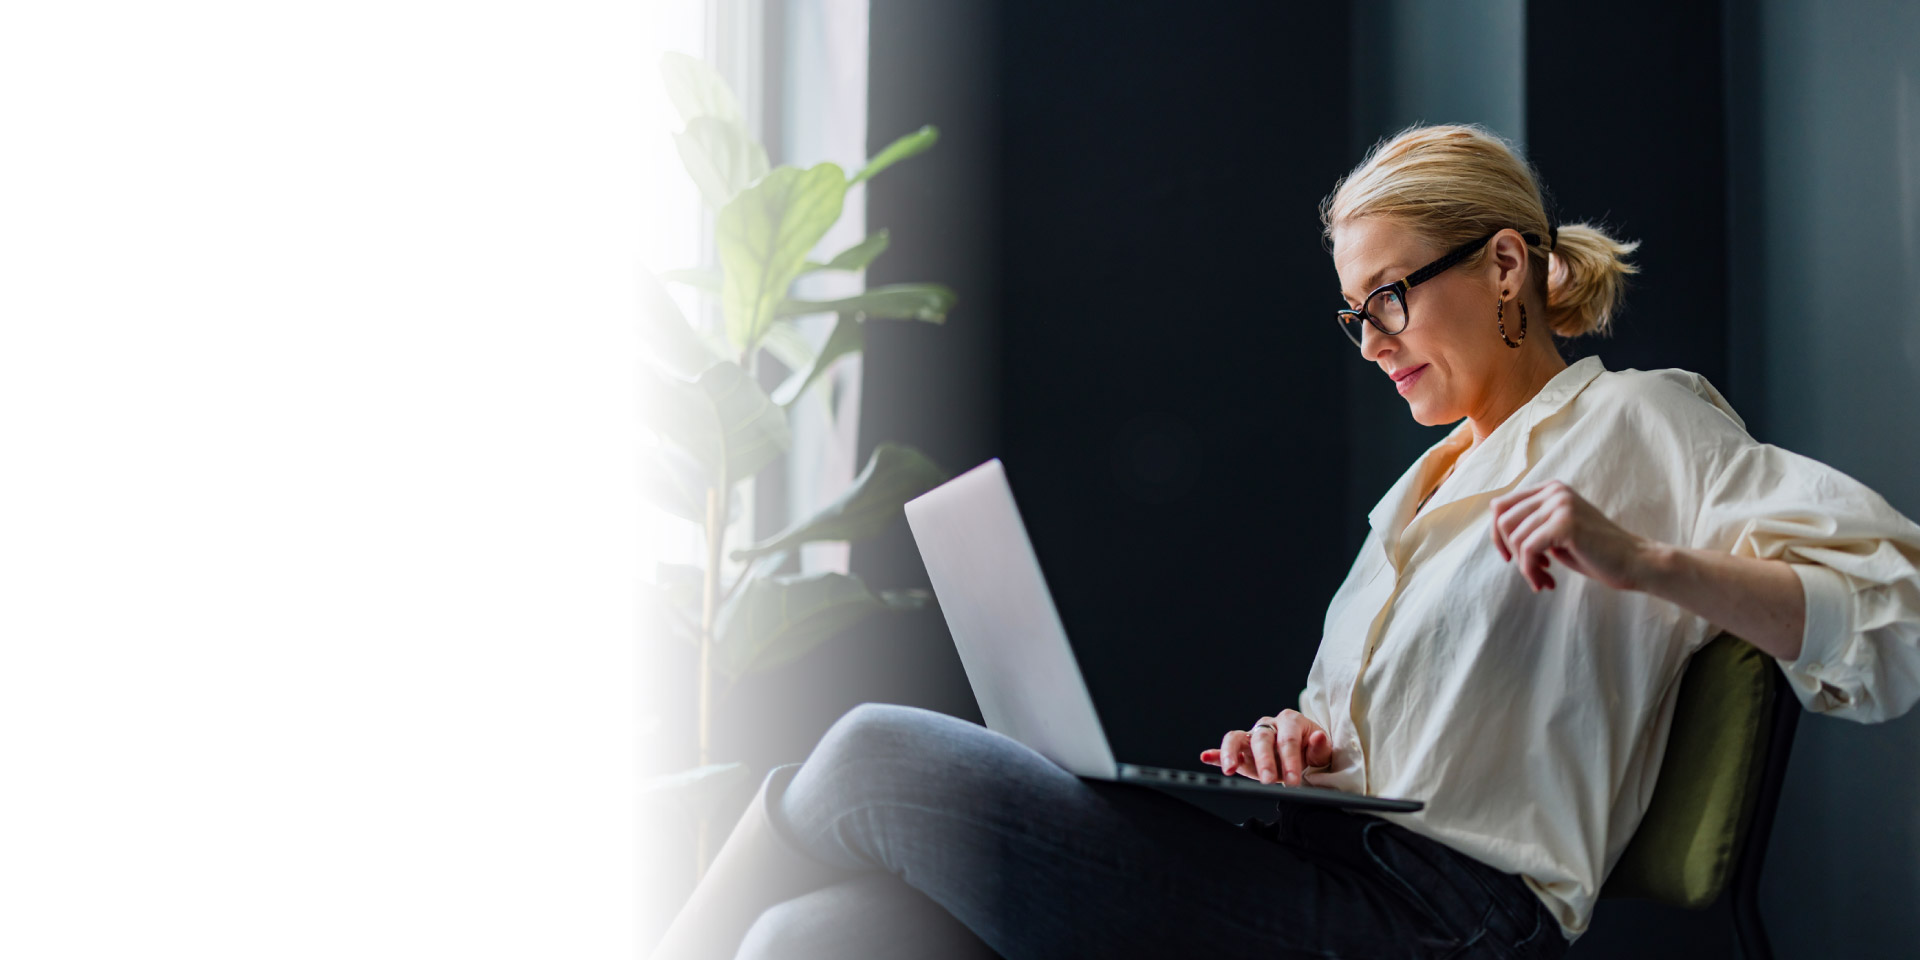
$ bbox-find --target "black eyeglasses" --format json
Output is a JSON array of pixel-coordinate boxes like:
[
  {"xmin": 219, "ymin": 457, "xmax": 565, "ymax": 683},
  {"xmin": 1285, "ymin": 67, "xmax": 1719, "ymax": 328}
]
[{"xmin": 1336, "ymin": 228, "xmax": 1542, "ymax": 348}]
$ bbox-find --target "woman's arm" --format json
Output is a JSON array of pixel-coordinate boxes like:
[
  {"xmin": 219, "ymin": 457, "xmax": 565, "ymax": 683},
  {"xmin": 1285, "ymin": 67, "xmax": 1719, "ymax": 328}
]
[
  {"xmin": 1490, "ymin": 479, "xmax": 1808, "ymax": 659},
  {"xmin": 1631, "ymin": 544, "xmax": 1806, "ymax": 661}
]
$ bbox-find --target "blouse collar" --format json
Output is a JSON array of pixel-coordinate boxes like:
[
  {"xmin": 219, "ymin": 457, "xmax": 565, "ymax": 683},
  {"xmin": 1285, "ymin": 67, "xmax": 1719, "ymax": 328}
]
[{"xmin": 1368, "ymin": 354, "xmax": 1609, "ymax": 556}]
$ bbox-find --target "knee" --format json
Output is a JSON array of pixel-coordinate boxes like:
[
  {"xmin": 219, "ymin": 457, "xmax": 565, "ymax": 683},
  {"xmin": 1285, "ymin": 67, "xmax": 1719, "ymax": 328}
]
[
  {"xmin": 797, "ymin": 701, "xmax": 1010, "ymax": 814},
  {"xmin": 807, "ymin": 701, "xmax": 947, "ymax": 778}
]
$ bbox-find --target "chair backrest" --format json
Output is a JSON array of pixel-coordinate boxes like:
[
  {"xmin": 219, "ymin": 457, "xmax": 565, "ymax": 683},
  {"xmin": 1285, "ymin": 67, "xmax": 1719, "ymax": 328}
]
[{"xmin": 1600, "ymin": 633, "xmax": 1783, "ymax": 907}]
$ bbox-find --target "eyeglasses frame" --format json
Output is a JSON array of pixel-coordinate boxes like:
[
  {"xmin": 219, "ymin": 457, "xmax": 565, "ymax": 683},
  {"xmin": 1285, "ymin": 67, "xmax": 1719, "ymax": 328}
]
[{"xmin": 1337, "ymin": 228, "xmax": 1544, "ymax": 347}]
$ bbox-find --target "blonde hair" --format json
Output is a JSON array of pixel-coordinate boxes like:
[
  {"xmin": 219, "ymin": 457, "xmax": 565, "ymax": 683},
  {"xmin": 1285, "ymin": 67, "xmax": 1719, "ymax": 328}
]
[{"xmin": 1319, "ymin": 123, "xmax": 1641, "ymax": 339}]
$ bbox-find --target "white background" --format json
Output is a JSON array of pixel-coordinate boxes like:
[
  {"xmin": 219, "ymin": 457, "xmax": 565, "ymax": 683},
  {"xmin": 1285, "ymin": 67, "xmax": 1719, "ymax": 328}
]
[{"xmin": 0, "ymin": 2, "xmax": 675, "ymax": 954}]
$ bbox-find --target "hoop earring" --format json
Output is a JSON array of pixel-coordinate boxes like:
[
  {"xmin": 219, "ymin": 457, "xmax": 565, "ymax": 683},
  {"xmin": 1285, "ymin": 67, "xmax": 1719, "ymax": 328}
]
[{"xmin": 1496, "ymin": 289, "xmax": 1527, "ymax": 348}]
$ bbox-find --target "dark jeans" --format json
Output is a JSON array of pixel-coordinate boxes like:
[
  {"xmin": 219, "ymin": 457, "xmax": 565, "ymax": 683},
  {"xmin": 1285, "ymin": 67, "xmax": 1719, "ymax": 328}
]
[{"xmin": 752, "ymin": 702, "xmax": 1569, "ymax": 960}]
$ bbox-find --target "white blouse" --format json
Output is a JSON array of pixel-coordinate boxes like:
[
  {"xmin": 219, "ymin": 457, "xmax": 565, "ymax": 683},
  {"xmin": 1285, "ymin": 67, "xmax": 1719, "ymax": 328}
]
[{"xmin": 1296, "ymin": 353, "xmax": 1920, "ymax": 943}]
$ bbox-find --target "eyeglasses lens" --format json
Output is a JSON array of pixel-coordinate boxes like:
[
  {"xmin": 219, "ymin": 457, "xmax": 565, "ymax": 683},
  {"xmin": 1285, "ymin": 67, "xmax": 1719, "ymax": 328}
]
[{"xmin": 1339, "ymin": 288, "xmax": 1408, "ymax": 347}]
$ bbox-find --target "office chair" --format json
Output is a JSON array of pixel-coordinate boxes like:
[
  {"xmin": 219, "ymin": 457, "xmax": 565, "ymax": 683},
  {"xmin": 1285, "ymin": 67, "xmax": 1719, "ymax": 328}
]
[{"xmin": 1599, "ymin": 632, "xmax": 1802, "ymax": 960}]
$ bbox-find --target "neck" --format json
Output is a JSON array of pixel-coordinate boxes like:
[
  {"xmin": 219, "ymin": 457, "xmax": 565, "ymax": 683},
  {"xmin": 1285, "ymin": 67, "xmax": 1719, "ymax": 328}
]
[{"xmin": 1466, "ymin": 345, "xmax": 1567, "ymax": 443}]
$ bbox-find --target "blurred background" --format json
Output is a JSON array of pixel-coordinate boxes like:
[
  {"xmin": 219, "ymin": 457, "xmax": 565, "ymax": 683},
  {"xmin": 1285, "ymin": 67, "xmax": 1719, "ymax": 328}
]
[{"xmin": 643, "ymin": 0, "xmax": 1920, "ymax": 957}]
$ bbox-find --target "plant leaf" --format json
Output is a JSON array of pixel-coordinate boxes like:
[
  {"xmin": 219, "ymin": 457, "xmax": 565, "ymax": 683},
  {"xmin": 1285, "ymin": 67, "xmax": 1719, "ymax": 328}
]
[
  {"xmin": 639, "ymin": 442, "xmax": 740, "ymax": 524},
  {"xmin": 660, "ymin": 267, "xmax": 722, "ymax": 293},
  {"xmin": 801, "ymin": 230, "xmax": 890, "ymax": 273},
  {"xmin": 716, "ymin": 571, "xmax": 888, "ymax": 676},
  {"xmin": 731, "ymin": 443, "xmax": 949, "ymax": 560},
  {"xmin": 659, "ymin": 53, "xmax": 744, "ymax": 128},
  {"xmin": 673, "ymin": 115, "xmax": 771, "ymax": 210},
  {"xmin": 775, "ymin": 283, "xmax": 955, "ymax": 323},
  {"xmin": 757, "ymin": 319, "xmax": 817, "ymax": 377},
  {"xmin": 851, "ymin": 125, "xmax": 938, "ymax": 185},
  {"xmin": 639, "ymin": 362, "xmax": 791, "ymax": 478},
  {"xmin": 653, "ymin": 562, "xmax": 707, "ymax": 615},
  {"xmin": 638, "ymin": 266, "xmax": 720, "ymax": 378},
  {"xmin": 716, "ymin": 163, "xmax": 848, "ymax": 353},
  {"xmin": 880, "ymin": 588, "xmax": 935, "ymax": 611},
  {"xmin": 771, "ymin": 313, "xmax": 862, "ymax": 407}
]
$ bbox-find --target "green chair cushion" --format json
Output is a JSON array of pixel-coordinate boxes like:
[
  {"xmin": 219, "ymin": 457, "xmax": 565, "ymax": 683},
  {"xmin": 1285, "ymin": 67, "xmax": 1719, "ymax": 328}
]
[{"xmin": 1601, "ymin": 633, "xmax": 1776, "ymax": 907}]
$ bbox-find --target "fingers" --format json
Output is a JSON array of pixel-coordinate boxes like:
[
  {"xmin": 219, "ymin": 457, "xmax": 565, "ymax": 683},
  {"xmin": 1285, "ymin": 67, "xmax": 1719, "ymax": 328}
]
[
  {"xmin": 1249, "ymin": 719, "xmax": 1279, "ymax": 784},
  {"xmin": 1304, "ymin": 728, "xmax": 1332, "ymax": 768},
  {"xmin": 1211, "ymin": 713, "xmax": 1337, "ymax": 785},
  {"xmin": 1494, "ymin": 483, "xmax": 1578, "ymax": 589},
  {"xmin": 1506, "ymin": 503, "xmax": 1563, "ymax": 590},
  {"xmin": 1276, "ymin": 727, "xmax": 1304, "ymax": 786},
  {"xmin": 1490, "ymin": 482, "xmax": 1559, "ymax": 561},
  {"xmin": 1217, "ymin": 730, "xmax": 1249, "ymax": 777},
  {"xmin": 1517, "ymin": 523, "xmax": 1562, "ymax": 591},
  {"xmin": 1199, "ymin": 747, "xmax": 1249, "ymax": 771}
]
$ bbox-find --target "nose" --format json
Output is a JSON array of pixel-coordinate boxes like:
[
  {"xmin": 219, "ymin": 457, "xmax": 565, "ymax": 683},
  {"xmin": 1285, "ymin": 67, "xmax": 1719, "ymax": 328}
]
[{"xmin": 1358, "ymin": 317, "xmax": 1395, "ymax": 364}]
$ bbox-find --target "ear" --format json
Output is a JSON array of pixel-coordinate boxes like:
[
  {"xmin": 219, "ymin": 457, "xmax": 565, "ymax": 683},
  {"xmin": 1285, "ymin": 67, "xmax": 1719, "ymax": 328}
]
[{"xmin": 1488, "ymin": 228, "xmax": 1532, "ymax": 299}]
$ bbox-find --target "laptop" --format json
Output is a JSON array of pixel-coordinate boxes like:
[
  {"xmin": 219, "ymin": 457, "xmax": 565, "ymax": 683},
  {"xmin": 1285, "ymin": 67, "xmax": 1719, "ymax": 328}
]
[{"xmin": 903, "ymin": 458, "xmax": 1422, "ymax": 814}]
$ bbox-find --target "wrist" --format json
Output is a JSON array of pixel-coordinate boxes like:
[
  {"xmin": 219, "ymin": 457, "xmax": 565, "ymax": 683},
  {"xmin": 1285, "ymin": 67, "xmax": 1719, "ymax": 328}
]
[{"xmin": 1631, "ymin": 538, "xmax": 1683, "ymax": 596}]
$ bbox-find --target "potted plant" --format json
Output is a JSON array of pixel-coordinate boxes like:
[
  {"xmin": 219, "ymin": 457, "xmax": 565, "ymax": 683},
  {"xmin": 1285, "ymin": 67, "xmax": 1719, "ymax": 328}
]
[{"xmin": 639, "ymin": 52, "xmax": 956, "ymax": 879}]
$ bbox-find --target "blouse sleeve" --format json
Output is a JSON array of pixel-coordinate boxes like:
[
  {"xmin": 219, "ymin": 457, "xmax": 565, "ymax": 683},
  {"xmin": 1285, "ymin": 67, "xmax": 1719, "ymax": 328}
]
[{"xmin": 1690, "ymin": 441, "xmax": 1920, "ymax": 724}]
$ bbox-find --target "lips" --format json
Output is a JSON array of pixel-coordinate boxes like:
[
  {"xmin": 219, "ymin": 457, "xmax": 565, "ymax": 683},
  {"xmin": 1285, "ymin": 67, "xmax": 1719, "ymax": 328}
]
[
  {"xmin": 1390, "ymin": 363, "xmax": 1429, "ymax": 382},
  {"xmin": 1394, "ymin": 363, "xmax": 1429, "ymax": 395}
]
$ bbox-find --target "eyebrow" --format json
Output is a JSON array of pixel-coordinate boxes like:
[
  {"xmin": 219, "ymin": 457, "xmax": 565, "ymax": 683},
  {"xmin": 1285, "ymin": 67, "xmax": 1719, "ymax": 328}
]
[{"xmin": 1340, "ymin": 266, "xmax": 1398, "ymax": 305}]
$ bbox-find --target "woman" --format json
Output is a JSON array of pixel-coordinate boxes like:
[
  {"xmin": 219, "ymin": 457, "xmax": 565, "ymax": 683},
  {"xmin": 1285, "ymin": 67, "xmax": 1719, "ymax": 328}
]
[{"xmin": 652, "ymin": 123, "xmax": 1920, "ymax": 960}]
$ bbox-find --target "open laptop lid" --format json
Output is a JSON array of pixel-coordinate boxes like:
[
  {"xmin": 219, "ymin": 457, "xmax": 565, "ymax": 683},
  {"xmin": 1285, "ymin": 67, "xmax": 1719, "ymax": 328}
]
[{"xmin": 903, "ymin": 458, "xmax": 1120, "ymax": 779}]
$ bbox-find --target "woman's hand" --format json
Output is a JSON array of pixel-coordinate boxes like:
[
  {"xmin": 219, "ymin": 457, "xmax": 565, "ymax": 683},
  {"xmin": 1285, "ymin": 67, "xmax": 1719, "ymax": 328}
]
[
  {"xmin": 1489, "ymin": 480, "xmax": 1657, "ymax": 592},
  {"xmin": 1198, "ymin": 709, "xmax": 1331, "ymax": 786}
]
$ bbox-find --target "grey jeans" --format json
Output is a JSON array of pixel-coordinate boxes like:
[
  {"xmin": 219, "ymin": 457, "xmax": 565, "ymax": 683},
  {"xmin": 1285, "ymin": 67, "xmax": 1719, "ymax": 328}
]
[{"xmin": 745, "ymin": 702, "xmax": 1570, "ymax": 960}]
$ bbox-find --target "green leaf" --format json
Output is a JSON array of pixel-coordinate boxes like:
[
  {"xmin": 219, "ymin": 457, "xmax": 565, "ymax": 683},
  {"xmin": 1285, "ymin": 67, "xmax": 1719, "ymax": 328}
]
[
  {"xmin": 716, "ymin": 163, "xmax": 848, "ymax": 354},
  {"xmin": 880, "ymin": 588, "xmax": 935, "ymax": 611},
  {"xmin": 653, "ymin": 562, "xmax": 706, "ymax": 614},
  {"xmin": 638, "ymin": 267, "xmax": 720, "ymax": 378},
  {"xmin": 639, "ymin": 362, "xmax": 791, "ymax": 478},
  {"xmin": 638, "ymin": 443, "xmax": 739, "ymax": 524},
  {"xmin": 659, "ymin": 53, "xmax": 744, "ymax": 128},
  {"xmin": 771, "ymin": 313, "xmax": 862, "ymax": 407},
  {"xmin": 757, "ymin": 319, "xmax": 817, "ymax": 377},
  {"xmin": 731, "ymin": 443, "xmax": 950, "ymax": 560},
  {"xmin": 775, "ymin": 283, "xmax": 956, "ymax": 323},
  {"xmin": 715, "ymin": 571, "xmax": 888, "ymax": 676},
  {"xmin": 739, "ymin": 548, "xmax": 795, "ymax": 588},
  {"xmin": 801, "ymin": 230, "xmax": 890, "ymax": 273},
  {"xmin": 673, "ymin": 116, "xmax": 771, "ymax": 210},
  {"xmin": 851, "ymin": 125, "xmax": 938, "ymax": 185},
  {"xmin": 659, "ymin": 267, "xmax": 721, "ymax": 293}
]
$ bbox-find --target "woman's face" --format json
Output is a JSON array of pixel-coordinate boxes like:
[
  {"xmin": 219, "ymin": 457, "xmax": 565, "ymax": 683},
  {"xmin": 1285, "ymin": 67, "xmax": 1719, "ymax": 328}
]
[{"xmin": 1331, "ymin": 217, "xmax": 1538, "ymax": 428}]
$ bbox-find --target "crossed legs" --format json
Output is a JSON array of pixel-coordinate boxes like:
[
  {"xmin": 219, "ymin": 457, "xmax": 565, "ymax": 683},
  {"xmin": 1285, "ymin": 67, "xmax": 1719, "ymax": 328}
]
[{"xmin": 753, "ymin": 701, "xmax": 1484, "ymax": 960}]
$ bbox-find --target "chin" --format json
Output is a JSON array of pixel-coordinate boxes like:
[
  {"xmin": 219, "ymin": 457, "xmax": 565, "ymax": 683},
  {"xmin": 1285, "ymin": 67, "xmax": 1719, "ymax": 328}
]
[{"xmin": 1407, "ymin": 401, "xmax": 1463, "ymax": 427}]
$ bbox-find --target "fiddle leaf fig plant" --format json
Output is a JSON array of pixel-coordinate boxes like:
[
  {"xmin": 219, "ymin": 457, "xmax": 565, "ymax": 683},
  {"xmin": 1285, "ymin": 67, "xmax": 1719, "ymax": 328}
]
[{"xmin": 641, "ymin": 52, "xmax": 954, "ymax": 874}]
